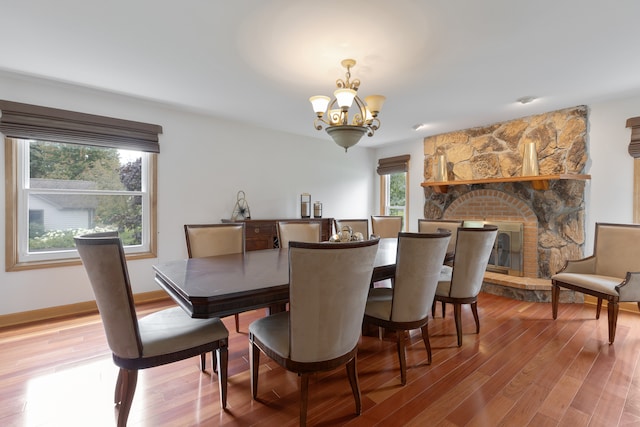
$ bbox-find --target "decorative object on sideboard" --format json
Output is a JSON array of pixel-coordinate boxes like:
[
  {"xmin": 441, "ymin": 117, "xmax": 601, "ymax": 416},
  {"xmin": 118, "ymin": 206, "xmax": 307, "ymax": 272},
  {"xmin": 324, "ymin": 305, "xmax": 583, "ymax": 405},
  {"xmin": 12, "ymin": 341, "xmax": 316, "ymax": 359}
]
[
  {"xmin": 313, "ymin": 201, "xmax": 323, "ymax": 218},
  {"xmin": 330, "ymin": 225, "xmax": 364, "ymax": 242},
  {"xmin": 231, "ymin": 190, "xmax": 251, "ymax": 220},
  {"xmin": 300, "ymin": 193, "xmax": 311, "ymax": 218},
  {"xmin": 309, "ymin": 59, "xmax": 385, "ymax": 152},
  {"xmin": 434, "ymin": 147, "xmax": 448, "ymax": 182},
  {"xmin": 521, "ymin": 141, "xmax": 539, "ymax": 176}
]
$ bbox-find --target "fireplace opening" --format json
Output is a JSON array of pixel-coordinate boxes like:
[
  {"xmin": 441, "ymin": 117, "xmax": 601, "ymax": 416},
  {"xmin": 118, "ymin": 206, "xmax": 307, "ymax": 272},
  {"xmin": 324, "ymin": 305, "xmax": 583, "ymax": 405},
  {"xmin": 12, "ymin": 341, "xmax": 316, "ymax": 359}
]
[{"xmin": 464, "ymin": 220, "xmax": 524, "ymax": 277}]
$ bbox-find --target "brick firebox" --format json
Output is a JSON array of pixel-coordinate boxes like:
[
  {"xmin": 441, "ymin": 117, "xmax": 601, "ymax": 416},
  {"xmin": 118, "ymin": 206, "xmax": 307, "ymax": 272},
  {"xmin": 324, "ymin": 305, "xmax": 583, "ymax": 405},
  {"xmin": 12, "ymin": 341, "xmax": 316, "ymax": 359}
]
[{"xmin": 442, "ymin": 189, "xmax": 538, "ymax": 278}]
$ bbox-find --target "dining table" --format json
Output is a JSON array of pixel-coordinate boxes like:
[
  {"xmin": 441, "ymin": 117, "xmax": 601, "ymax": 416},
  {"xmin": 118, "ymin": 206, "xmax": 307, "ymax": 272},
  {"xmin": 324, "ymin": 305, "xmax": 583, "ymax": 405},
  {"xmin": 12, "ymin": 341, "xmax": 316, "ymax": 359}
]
[{"xmin": 153, "ymin": 238, "xmax": 399, "ymax": 319}]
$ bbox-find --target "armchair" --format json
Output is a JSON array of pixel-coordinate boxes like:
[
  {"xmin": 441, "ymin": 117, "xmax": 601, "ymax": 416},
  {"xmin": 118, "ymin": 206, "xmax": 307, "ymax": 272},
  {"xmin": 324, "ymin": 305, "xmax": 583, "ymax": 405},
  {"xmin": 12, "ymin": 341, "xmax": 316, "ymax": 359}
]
[{"xmin": 551, "ymin": 222, "xmax": 640, "ymax": 344}]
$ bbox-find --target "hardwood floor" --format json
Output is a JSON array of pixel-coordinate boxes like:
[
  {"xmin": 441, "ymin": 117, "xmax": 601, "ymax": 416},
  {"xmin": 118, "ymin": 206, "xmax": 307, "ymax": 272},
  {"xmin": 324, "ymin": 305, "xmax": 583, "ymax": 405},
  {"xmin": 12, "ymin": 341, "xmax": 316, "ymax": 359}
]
[{"xmin": 2, "ymin": 293, "xmax": 640, "ymax": 426}]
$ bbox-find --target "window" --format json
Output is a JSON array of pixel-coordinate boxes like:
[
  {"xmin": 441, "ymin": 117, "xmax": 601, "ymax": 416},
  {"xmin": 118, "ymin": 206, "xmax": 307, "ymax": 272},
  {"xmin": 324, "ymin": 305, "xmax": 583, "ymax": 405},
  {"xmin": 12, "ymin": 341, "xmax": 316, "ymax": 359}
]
[
  {"xmin": 2, "ymin": 100, "xmax": 161, "ymax": 271},
  {"xmin": 377, "ymin": 155, "xmax": 410, "ymax": 231}
]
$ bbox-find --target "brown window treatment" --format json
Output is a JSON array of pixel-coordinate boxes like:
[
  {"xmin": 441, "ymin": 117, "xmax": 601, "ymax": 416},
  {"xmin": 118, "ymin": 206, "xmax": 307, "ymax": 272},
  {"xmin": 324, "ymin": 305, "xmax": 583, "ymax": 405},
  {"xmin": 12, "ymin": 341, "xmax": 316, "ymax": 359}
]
[
  {"xmin": 0, "ymin": 100, "xmax": 162, "ymax": 153},
  {"xmin": 627, "ymin": 116, "xmax": 640, "ymax": 158},
  {"xmin": 376, "ymin": 154, "xmax": 410, "ymax": 175}
]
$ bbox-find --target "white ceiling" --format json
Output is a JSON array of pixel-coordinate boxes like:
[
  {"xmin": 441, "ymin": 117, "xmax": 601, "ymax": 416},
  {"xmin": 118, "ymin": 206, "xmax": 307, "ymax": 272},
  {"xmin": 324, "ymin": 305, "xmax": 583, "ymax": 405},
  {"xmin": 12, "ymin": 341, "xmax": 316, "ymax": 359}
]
[{"xmin": 2, "ymin": 0, "xmax": 640, "ymax": 148}]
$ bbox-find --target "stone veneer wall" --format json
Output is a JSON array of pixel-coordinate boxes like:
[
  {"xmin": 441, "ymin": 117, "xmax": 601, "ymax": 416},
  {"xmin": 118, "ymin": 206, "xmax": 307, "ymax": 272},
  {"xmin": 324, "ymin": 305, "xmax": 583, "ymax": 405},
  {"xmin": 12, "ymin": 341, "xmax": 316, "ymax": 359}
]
[{"xmin": 423, "ymin": 106, "xmax": 589, "ymax": 279}]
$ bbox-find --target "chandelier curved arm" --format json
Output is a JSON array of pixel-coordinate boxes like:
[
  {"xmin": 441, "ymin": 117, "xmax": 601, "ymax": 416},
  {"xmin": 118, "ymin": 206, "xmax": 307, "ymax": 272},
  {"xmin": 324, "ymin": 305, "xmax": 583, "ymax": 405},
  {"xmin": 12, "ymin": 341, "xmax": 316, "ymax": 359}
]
[{"xmin": 313, "ymin": 117, "xmax": 328, "ymax": 131}]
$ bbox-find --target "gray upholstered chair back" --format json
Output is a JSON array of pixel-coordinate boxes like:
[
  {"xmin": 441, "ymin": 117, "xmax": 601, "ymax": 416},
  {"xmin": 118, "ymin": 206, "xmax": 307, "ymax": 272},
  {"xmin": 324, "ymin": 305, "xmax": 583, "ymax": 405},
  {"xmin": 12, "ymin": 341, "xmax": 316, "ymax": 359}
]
[
  {"xmin": 371, "ymin": 215, "xmax": 402, "ymax": 238},
  {"xmin": 334, "ymin": 219, "xmax": 369, "ymax": 237},
  {"xmin": 184, "ymin": 223, "xmax": 245, "ymax": 258},
  {"xmin": 418, "ymin": 219, "xmax": 463, "ymax": 254},
  {"xmin": 288, "ymin": 240, "xmax": 379, "ymax": 362},
  {"xmin": 390, "ymin": 232, "xmax": 451, "ymax": 322},
  {"xmin": 593, "ymin": 223, "xmax": 640, "ymax": 278},
  {"xmin": 75, "ymin": 232, "xmax": 142, "ymax": 360},
  {"xmin": 448, "ymin": 226, "xmax": 498, "ymax": 299},
  {"xmin": 277, "ymin": 221, "xmax": 322, "ymax": 249}
]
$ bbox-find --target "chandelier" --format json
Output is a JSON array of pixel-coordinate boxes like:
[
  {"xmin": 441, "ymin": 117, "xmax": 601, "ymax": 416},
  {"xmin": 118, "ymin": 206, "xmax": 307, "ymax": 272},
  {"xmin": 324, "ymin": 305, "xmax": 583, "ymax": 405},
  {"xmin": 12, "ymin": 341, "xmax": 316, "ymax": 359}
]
[{"xmin": 309, "ymin": 59, "xmax": 385, "ymax": 152}]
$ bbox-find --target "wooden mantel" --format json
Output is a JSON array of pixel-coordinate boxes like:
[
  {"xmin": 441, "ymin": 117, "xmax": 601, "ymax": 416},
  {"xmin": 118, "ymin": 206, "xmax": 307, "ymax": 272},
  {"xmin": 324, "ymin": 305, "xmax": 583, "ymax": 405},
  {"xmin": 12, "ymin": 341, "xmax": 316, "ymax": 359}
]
[{"xmin": 421, "ymin": 174, "xmax": 591, "ymax": 194}]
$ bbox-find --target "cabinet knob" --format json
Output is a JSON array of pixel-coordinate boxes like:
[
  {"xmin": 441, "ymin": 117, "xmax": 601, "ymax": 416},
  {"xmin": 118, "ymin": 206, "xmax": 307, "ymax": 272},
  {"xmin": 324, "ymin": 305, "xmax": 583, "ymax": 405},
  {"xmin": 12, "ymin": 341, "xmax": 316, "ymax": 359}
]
[{"xmin": 254, "ymin": 228, "xmax": 260, "ymax": 234}]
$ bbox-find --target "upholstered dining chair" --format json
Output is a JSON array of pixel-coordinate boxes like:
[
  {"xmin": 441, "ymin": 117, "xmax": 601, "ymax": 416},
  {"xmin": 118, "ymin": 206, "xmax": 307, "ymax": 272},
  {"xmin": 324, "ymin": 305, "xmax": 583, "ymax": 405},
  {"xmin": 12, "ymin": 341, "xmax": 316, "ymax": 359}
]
[
  {"xmin": 552, "ymin": 222, "xmax": 640, "ymax": 344},
  {"xmin": 75, "ymin": 232, "xmax": 228, "ymax": 427},
  {"xmin": 334, "ymin": 218, "xmax": 369, "ymax": 237},
  {"xmin": 433, "ymin": 225, "xmax": 498, "ymax": 347},
  {"xmin": 249, "ymin": 239, "xmax": 380, "ymax": 426},
  {"xmin": 184, "ymin": 223, "xmax": 245, "ymax": 332},
  {"xmin": 371, "ymin": 215, "xmax": 403, "ymax": 238},
  {"xmin": 418, "ymin": 219, "xmax": 463, "ymax": 258},
  {"xmin": 363, "ymin": 232, "xmax": 451, "ymax": 385},
  {"xmin": 276, "ymin": 220, "xmax": 322, "ymax": 249}
]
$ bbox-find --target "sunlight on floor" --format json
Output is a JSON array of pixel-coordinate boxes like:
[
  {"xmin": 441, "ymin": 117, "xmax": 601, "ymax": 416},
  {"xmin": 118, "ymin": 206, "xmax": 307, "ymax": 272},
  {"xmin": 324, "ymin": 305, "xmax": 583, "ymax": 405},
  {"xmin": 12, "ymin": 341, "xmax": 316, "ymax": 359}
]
[{"xmin": 23, "ymin": 358, "xmax": 145, "ymax": 427}]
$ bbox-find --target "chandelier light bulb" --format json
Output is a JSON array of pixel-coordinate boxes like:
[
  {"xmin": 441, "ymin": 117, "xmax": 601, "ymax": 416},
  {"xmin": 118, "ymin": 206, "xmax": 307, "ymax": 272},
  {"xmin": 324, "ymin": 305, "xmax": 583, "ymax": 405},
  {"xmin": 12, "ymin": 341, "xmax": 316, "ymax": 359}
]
[{"xmin": 309, "ymin": 95, "xmax": 330, "ymax": 116}]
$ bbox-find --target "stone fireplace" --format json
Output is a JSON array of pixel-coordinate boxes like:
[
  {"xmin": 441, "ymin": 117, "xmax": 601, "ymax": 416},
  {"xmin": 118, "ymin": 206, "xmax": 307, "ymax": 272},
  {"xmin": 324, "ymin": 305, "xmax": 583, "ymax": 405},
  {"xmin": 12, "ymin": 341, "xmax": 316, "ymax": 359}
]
[{"xmin": 422, "ymin": 106, "xmax": 589, "ymax": 281}]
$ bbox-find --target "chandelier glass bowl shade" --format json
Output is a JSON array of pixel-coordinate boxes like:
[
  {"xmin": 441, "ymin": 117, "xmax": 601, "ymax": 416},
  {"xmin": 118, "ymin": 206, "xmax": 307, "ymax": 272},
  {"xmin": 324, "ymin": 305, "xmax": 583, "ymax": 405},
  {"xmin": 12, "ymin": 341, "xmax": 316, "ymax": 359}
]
[{"xmin": 309, "ymin": 59, "xmax": 385, "ymax": 152}]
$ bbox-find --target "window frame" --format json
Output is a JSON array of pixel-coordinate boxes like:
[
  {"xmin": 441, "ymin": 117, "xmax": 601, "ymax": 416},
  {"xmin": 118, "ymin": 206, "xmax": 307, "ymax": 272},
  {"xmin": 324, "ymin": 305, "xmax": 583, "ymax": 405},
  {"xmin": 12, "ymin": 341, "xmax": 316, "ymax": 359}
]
[
  {"xmin": 379, "ymin": 171, "xmax": 409, "ymax": 231},
  {"xmin": 5, "ymin": 137, "xmax": 158, "ymax": 271},
  {"xmin": 377, "ymin": 155, "xmax": 410, "ymax": 231}
]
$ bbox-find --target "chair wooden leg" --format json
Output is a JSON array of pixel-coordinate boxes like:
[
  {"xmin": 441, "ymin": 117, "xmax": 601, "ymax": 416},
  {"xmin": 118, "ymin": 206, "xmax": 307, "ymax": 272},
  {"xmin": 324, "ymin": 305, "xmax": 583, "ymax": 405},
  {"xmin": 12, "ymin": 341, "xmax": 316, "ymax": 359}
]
[
  {"xmin": 216, "ymin": 346, "xmax": 228, "ymax": 409},
  {"xmin": 441, "ymin": 301, "xmax": 446, "ymax": 318},
  {"xmin": 114, "ymin": 368, "xmax": 125, "ymax": 404},
  {"xmin": 234, "ymin": 313, "xmax": 240, "ymax": 333},
  {"xmin": 471, "ymin": 301, "xmax": 480, "ymax": 334},
  {"xmin": 420, "ymin": 324, "xmax": 432, "ymax": 365},
  {"xmin": 200, "ymin": 353, "xmax": 206, "ymax": 372},
  {"xmin": 596, "ymin": 298, "xmax": 603, "ymax": 319},
  {"xmin": 431, "ymin": 300, "xmax": 436, "ymax": 318},
  {"xmin": 454, "ymin": 303, "xmax": 463, "ymax": 347},
  {"xmin": 346, "ymin": 357, "xmax": 362, "ymax": 415},
  {"xmin": 300, "ymin": 373, "xmax": 310, "ymax": 426},
  {"xmin": 608, "ymin": 301, "xmax": 619, "ymax": 345},
  {"xmin": 397, "ymin": 328, "xmax": 407, "ymax": 385},
  {"xmin": 250, "ymin": 338, "xmax": 260, "ymax": 399},
  {"xmin": 115, "ymin": 368, "xmax": 137, "ymax": 427},
  {"xmin": 551, "ymin": 283, "xmax": 560, "ymax": 319}
]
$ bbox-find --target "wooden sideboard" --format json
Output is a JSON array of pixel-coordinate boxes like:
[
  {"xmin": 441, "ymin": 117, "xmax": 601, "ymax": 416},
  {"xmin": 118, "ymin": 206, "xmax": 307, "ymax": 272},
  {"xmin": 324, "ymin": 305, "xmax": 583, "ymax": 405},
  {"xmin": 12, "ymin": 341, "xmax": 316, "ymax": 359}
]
[{"xmin": 221, "ymin": 218, "xmax": 334, "ymax": 251}]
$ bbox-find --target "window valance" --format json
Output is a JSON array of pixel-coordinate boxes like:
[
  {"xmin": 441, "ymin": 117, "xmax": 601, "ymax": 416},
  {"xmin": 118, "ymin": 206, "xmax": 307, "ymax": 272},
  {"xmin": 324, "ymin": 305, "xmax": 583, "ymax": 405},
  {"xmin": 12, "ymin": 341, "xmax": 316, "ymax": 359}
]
[
  {"xmin": 376, "ymin": 154, "xmax": 410, "ymax": 175},
  {"xmin": 0, "ymin": 100, "xmax": 162, "ymax": 153},
  {"xmin": 627, "ymin": 116, "xmax": 640, "ymax": 158}
]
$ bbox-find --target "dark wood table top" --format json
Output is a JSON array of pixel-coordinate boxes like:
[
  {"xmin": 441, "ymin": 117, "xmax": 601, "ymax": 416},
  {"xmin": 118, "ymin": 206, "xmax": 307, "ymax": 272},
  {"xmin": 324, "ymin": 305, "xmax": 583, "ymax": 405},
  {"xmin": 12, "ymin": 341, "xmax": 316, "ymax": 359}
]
[{"xmin": 153, "ymin": 238, "xmax": 398, "ymax": 318}]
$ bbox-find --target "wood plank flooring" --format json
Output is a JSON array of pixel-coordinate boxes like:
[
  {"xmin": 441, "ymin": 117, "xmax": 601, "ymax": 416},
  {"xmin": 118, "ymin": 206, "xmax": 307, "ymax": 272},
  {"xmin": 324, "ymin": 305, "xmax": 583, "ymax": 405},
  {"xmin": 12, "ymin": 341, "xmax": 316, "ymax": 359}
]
[{"xmin": 2, "ymin": 293, "xmax": 640, "ymax": 426}]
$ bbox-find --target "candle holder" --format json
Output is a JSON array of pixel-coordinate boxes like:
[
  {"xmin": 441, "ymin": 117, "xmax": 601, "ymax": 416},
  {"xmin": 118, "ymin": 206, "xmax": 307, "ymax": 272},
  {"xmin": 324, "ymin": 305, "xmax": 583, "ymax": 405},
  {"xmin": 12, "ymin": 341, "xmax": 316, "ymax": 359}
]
[
  {"xmin": 434, "ymin": 148, "xmax": 448, "ymax": 182},
  {"xmin": 313, "ymin": 201, "xmax": 323, "ymax": 218},
  {"xmin": 522, "ymin": 142, "xmax": 539, "ymax": 176},
  {"xmin": 300, "ymin": 193, "xmax": 311, "ymax": 218}
]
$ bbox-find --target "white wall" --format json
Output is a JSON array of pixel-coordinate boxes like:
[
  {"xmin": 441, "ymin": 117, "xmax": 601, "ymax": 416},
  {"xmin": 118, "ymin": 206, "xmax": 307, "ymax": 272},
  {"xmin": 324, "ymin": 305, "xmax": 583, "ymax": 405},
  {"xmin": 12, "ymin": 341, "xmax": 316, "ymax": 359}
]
[
  {"xmin": 0, "ymin": 72, "xmax": 377, "ymax": 316},
  {"xmin": 585, "ymin": 95, "xmax": 640, "ymax": 250}
]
